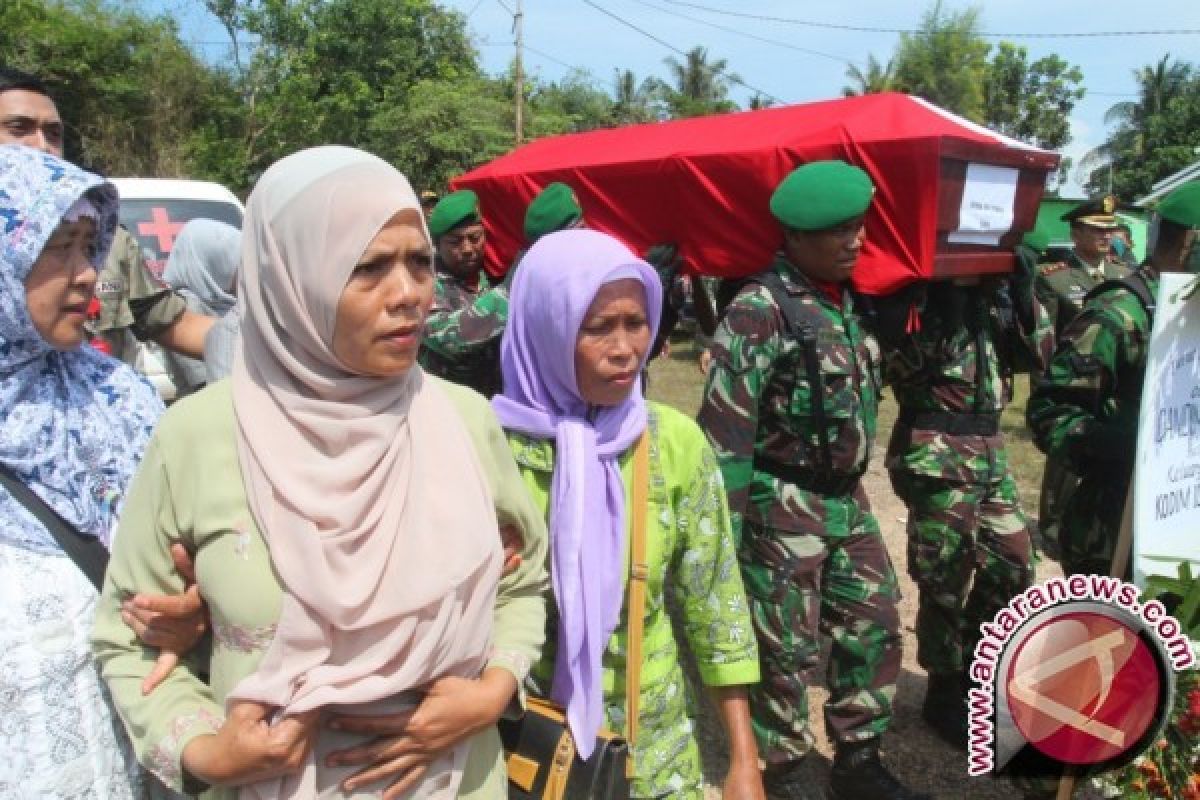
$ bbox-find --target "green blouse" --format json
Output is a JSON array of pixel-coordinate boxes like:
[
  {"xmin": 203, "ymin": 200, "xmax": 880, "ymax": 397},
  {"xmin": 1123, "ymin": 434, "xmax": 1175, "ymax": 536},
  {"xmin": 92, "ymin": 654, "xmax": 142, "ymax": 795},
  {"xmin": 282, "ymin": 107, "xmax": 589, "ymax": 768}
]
[
  {"xmin": 92, "ymin": 379, "xmax": 549, "ymax": 798},
  {"xmin": 508, "ymin": 402, "xmax": 759, "ymax": 799}
]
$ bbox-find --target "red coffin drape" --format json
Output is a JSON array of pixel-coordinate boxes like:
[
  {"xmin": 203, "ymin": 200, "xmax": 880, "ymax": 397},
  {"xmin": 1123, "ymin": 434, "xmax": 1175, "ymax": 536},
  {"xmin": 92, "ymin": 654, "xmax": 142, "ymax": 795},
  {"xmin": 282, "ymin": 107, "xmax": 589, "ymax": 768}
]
[{"xmin": 452, "ymin": 92, "xmax": 1058, "ymax": 295}]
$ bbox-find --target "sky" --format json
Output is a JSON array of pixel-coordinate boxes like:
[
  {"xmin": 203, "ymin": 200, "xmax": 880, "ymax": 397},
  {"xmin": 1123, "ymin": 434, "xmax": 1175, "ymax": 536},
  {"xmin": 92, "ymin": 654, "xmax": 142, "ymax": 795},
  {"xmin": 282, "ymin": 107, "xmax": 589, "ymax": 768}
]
[{"xmin": 145, "ymin": 0, "xmax": 1200, "ymax": 196}]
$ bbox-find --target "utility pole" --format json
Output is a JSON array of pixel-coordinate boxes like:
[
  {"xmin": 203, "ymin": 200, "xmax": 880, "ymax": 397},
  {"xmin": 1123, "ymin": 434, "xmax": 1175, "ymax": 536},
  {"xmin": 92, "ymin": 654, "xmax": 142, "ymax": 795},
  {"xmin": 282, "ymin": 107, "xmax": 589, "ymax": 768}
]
[{"xmin": 513, "ymin": 0, "xmax": 524, "ymax": 146}]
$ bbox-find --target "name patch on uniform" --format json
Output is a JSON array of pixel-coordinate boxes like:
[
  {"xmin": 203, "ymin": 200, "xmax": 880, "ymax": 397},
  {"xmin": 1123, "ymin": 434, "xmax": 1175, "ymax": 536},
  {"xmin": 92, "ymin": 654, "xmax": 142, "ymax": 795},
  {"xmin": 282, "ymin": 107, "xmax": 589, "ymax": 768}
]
[{"xmin": 97, "ymin": 280, "xmax": 125, "ymax": 295}]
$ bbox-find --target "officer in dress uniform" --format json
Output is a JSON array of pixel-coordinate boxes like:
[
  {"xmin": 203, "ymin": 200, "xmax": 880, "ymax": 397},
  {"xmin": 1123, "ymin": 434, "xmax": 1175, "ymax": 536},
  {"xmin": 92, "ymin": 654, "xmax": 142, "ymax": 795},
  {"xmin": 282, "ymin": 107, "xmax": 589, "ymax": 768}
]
[{"xmin": 1034, "ymin": 195, "xmax": 1131, "ymax": 558}]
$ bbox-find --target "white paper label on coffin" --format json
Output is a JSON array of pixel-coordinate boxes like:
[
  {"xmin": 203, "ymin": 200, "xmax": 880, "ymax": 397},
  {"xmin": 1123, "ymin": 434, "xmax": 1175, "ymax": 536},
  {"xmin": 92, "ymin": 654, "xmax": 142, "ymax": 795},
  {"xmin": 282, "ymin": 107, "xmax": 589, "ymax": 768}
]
[{"xmin": 947, "ymin": 163, "xmax": 1020, "ymax": 247}]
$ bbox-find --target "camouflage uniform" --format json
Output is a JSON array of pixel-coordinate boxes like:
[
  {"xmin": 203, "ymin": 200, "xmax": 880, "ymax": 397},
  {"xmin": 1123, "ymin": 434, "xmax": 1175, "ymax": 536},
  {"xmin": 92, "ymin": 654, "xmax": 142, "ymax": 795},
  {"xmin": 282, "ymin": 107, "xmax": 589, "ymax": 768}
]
[
  {"xmin": 91, "ymin": 226, "xmax": 186, "ymax": 365},
  {"xmin": 1033, "ymin": 250, "xmax": 1130, "ymax": 558},
  {"xmin": 883, "ymin": 279, "xmax": 1051, "ymax": 674},
  {"xmin": 1026, "ymin": 264, "xmax": 1157, "ymax": 576},
  {"xmin": 419, "ymin": 268, "xmax": 507, "ymax": 397},
  {"xmin": 697, "ymin": 254, "xmax": 900, "ymax": 765}
]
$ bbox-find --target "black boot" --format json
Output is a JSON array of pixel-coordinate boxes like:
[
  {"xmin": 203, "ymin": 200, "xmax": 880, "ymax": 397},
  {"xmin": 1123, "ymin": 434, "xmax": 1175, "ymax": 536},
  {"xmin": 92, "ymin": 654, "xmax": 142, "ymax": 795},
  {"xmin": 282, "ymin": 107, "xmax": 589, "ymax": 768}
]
[
  {"xmin": 828, "ymin": 739, "xmax": 932, "ymax": 800},
  {"xmin": 762, "ymin": 758, "xmax": 826, "ymax": 800},
  {"xmin": 922, "ymin": 671, "xmax": 968, "ymax": 750}
]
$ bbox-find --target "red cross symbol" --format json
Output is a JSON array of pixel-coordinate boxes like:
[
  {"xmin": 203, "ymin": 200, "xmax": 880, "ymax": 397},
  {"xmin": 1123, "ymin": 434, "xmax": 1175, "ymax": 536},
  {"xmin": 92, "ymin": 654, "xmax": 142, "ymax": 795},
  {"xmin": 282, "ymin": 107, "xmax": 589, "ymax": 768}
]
[{"xmin": 138, "ymin": 207, "xmax": 185, "ymax": 253}]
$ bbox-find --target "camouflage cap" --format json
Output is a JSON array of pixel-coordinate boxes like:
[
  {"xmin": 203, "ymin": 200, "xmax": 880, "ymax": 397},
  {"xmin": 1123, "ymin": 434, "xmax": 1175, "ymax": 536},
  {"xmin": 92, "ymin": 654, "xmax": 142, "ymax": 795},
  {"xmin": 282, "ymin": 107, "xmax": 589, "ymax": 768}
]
[
  {"xmin": 428, "ymin": 189, "xmax": 480, "ymax": 238},
  {"xmin": 1061, "ymin": 194, "xmax": 1119, "ymax": 228},
  {"xmin": 1157, "ymin": 181, "xmax": 1200, "ymax": 229},
  {"xmin": 770, "ymin": 160, "xmax": 874, "ymax": 231},
  {"xmin": 524, "ymin": 182, "xmax": 582, "ymax": 241}
]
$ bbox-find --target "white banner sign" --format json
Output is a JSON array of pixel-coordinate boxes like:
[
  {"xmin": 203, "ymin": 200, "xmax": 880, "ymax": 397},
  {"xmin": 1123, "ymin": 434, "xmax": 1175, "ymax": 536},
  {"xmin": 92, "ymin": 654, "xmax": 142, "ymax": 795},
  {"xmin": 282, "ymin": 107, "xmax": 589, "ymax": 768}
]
[
  {"xmin": 1134, "ymin": 271, "xmax": 1200, "ymax": 584},
  {"xmin": 946, "ymin": 163, "xmax": 1019, "ymax": 246}
]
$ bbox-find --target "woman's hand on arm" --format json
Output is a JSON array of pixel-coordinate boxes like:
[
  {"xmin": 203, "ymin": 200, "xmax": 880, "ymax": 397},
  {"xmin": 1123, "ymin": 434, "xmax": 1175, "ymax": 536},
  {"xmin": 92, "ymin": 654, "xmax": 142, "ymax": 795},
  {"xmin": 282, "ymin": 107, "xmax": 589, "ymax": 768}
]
[
  {"xmin": 709, "ymin": 686, "xmax": 765, "ymax": 800},
  {"xmin": 323, "ymin": 667, "xmax": 518, "ymax": 799},
  {"xmin": 181, "ymin": 700, "xmax": 319, "ymax": 787},
  {"xmin": 119, "ymin": 543, "xmax": 209, "ymax": 694}
]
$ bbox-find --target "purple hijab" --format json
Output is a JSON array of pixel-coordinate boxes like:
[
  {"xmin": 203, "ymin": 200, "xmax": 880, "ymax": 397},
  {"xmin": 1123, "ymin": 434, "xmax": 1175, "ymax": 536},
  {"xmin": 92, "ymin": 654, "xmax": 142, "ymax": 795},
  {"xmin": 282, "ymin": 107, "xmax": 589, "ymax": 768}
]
[{"xmin": 492, "ymin": 229, "xmax": 662, "ymax": 756}]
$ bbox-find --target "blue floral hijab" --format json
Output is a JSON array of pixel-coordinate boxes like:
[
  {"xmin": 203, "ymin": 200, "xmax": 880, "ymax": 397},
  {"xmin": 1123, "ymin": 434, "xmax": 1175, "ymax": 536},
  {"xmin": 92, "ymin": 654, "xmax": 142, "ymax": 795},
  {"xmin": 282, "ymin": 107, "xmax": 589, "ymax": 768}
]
[{"xmin": 0, "ymin": 145, "xmax": 162, "ymax": 553}]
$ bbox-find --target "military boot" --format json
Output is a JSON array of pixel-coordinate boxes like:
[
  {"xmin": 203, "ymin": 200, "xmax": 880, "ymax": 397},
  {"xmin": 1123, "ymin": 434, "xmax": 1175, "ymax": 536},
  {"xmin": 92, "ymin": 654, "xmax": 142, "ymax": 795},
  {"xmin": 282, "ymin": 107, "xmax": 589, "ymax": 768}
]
[
  {"xmin": 762, "ymin": 758, "xmax": 826, "ymax": 800},
  {"xmin": 828, "ymin": 739, "xmax": 932, "ymax": 800},
  {"xmin": 921, "ymin": 671, "xmax": 968, "ymax": 750}
]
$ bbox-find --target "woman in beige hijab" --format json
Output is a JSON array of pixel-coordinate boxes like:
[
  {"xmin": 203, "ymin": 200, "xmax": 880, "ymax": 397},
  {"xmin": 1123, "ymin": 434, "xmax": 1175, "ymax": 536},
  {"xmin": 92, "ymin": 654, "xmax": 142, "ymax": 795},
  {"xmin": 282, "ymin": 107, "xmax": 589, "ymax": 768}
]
[{"xmin": 93, "ymin": 146, "xmax": 548, "ymax": 800}]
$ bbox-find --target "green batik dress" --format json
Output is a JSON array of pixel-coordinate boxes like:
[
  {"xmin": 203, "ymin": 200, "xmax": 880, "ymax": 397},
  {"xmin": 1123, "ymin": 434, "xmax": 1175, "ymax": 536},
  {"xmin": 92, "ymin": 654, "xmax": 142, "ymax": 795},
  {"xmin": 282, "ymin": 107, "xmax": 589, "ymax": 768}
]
[{"xmin": 507, "ymin": 403, "xmax": 760, "ymax": 798}]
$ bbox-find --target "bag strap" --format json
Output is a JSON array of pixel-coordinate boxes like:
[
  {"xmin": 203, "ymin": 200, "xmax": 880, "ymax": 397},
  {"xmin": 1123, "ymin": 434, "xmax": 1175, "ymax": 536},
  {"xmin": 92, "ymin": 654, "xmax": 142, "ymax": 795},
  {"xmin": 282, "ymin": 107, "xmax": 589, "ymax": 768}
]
[
  {"xmin": 746, "ymin": 269, "xmax": 834, "ymax": 471},
  {"xmin": 624, "ymin": 429, "xmax": 651, "ymax": 777},
  {"xmin": 0, "ymin": 463, "xmax": 109, "ymax": 590}
]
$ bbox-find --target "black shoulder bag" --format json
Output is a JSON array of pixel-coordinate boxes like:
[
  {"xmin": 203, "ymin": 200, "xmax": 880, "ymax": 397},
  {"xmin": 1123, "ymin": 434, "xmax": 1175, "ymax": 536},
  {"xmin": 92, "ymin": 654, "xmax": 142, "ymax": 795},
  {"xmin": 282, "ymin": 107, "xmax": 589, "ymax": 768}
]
[{"xmin": 0, "ymin": 464, "xmax": 109, "ymax": 590}]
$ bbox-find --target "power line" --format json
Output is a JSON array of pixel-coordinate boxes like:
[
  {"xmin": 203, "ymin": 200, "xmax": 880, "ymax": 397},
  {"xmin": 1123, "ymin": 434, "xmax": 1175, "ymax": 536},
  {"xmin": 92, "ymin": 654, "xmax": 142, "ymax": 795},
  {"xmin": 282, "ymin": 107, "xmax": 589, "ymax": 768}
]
[
  {"xmin": 581, "ymin": 0, "xmax": 783, "ymax": 104},
  {"xmin": 494, "ymin": 0, "xmax": 515, "ymax": 17},
  {"xmin": 524, "ymin": 44, "xmax": 582, "ymax": 72},
  {"xmin": 630, "ymin": 0, "xmax": 854, "ymax": 65},
  {"xmin": 661, "ymin": 1, "xmax": 1200, "ymax": 38}
]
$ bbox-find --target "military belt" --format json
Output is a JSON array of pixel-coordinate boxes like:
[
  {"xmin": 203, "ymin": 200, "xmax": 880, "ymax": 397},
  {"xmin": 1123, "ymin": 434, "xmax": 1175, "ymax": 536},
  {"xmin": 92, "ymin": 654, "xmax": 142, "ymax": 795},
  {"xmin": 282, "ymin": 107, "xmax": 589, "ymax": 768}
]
[
  {"xmin": 753, "ymin": 456, "xmax": 862, "ymax": 495},
  {"xmin": 898, "ymin": 410, "xmax": 1000, "ymax": 436}
]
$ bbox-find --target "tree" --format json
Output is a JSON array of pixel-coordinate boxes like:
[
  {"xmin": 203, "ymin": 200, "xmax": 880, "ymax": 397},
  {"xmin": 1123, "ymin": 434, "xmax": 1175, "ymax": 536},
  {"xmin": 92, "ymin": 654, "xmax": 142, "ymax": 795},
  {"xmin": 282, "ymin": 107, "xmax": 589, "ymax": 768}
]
[
  {"xmin": 527, "ymin": 69, "xmax": 616, "ymax": 134},
  {"xmin": 1, "ymin": 0, "xmax": 240, "ymax": 177},
  {"xmin": 1083, "ymin": 56, "xmax": 1199, "ymax": 198},
  {"xmin": 982, "ymin": 43, "xmax": 1084, "ymax": 150},
  {"xmin": 613, "ymin": 69, "xmax": 663, "ymax": 124},
  {"xmin": 201, "ymin": 0, "xmax": 481, "ymax": 187},
  {"xmin": 373, "ymin": 76, "xmax": 512, "ymax": 192},
  {"xmin": 892, "ymin": 1, "xmax": 990, "ymax": 120},
  {"xmin": 843, "ymin": 55, "xmax": 897, "ymax": 97},
  {"xmin": 662, "ymin": 46, "xmax": 738, "ymax": 118}
]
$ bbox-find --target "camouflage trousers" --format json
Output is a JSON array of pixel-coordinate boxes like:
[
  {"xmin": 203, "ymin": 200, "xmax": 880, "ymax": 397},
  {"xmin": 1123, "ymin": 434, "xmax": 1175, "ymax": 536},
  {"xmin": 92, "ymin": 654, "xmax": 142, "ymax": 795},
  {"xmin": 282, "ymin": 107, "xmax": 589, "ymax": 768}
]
[
  {"xmin": 1059, "ymin": 469, "xmax": 1131, "ymax": 577},
  {"xmin": 738, "ymin": 484, "xmax": 902, "ymax": 765},
  {"xmin": 1036, "ymin": 450, "xmax": 1080, "ymax": 558},
  {"xmin": 890, "ymin": 470, "xmax": 1034, "ymax": 676}
]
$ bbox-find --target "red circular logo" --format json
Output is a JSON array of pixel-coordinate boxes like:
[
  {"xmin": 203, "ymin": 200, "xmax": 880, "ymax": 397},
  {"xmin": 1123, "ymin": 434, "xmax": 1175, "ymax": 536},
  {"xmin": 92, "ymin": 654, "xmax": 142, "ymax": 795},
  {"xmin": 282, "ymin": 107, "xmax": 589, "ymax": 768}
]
[{"xmin": 1005, "ymin": 611, "xmax": 1161, "ymax": 765}]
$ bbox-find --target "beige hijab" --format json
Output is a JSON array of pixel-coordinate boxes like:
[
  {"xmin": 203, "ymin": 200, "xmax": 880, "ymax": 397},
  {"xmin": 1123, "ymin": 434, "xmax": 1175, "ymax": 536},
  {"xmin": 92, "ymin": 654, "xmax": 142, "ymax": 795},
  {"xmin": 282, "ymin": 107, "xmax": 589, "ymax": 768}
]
[{"xmin": 230, "ymin": 146, "xmax": 502, "ymax": 799}]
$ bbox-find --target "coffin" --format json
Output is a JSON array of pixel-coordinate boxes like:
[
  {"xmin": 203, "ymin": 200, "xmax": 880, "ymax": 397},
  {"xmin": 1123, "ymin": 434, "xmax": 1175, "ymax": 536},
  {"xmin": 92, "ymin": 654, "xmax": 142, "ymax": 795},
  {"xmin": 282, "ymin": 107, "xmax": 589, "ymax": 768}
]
[{"xmin": 453, "ymin": 92, "xmax": 1059, "ymax": 295}]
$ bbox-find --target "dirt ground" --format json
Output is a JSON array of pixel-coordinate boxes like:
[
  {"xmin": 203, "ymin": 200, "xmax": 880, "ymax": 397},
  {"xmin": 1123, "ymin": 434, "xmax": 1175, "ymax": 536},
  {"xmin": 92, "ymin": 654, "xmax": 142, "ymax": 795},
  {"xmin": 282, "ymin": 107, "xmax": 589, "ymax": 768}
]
[{"xmin": 645, "ymin": 337, "xmax": 1064, "ymax": 800}]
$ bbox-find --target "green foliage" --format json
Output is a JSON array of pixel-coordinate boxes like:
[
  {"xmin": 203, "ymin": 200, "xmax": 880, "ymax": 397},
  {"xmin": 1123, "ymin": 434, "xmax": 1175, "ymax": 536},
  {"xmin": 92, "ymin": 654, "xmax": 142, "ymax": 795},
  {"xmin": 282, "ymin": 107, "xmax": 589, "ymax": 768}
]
[
  {"xmin": 982, "ymin": 43, "xmax": 1084, "ymax": 151},
  {"xmin": 842, "ymin": 55, "xmax": 897, "ymax": 97},
  {"xmin": 4, "ymin": 0, "xmax": 768, "ymax": 194},
  {"xmin": 612, "ymin": 69, "xmax": 664, "ymax": 124},
  {"xmin": 230, "ymin": 0, "xmax": 481, "ymax": 186},
  {"xmin": 892, "ymin": 1, "xmax": 990, "ymax": 120},
  {"xmin": 1144, "ymin": 561, "xmax": 1200, "ymax": 640},
  {"xmin": 1085, "ymin": 56, "xmax": 1200, "ymax": 200},
  {"xmin": 526, "ymin": 69, "xmax": 617, "ymax": 135},
  {"xmin": 374, "ymin": 76, "xmax": 512, "ymax": 193},
  {"xmin": 1, "ymin": 0, "xmax": 237, "ymax": 176},
  {"xmin": 662, "ymin": 46, "xmax": 738, "ymax": 118}
]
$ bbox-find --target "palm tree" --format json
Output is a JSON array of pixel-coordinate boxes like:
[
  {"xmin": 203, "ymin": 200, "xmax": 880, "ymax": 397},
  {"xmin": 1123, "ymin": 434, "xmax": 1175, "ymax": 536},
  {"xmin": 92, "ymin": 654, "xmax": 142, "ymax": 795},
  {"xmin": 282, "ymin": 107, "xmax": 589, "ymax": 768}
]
[
  {"xmin": 842, "ymin": 55, "xmax": 897, "ymax": 97},
  {"xmin": 1104, "ymin": 55, "xmax": 1193, "ymax": 133},
  {"xmin": 663, "ymin": 46, "xmax": 739, "ymax": 118},
  {"xmin": 1081, "ymin": 55, "xmax": 1193, "ymax": 192},
  {"xmin": 612, "ymin": 69, "xmax": 663, "ymax": 124}
]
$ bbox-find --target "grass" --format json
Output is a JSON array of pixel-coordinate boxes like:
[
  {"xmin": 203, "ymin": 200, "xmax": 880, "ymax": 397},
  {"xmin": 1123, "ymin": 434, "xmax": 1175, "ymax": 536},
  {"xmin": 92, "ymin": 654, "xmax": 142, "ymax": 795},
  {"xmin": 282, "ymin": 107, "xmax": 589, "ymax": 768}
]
[{"xmin": 646, "ymin": 333, "xmax": 1048, "ymax": 507}]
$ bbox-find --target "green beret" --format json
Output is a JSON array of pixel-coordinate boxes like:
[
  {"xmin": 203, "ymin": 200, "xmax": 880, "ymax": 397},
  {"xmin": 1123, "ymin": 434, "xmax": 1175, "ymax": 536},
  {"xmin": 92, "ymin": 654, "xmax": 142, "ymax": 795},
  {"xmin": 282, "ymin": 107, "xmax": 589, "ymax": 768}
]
[
  {"xmin": 428, "ymin": 189, "xmax": 480, "ymax": 238},
  {"xmin": 524, "ymin": 182, "xmax": 583, "ymax": 241},
  {"xmin": 1157, "ymin": 181, "xmax": 1200, "ymax": 229},
  {"xmin": 770, "ymin": 160, "xmax": 875, "ymax": 231}
]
